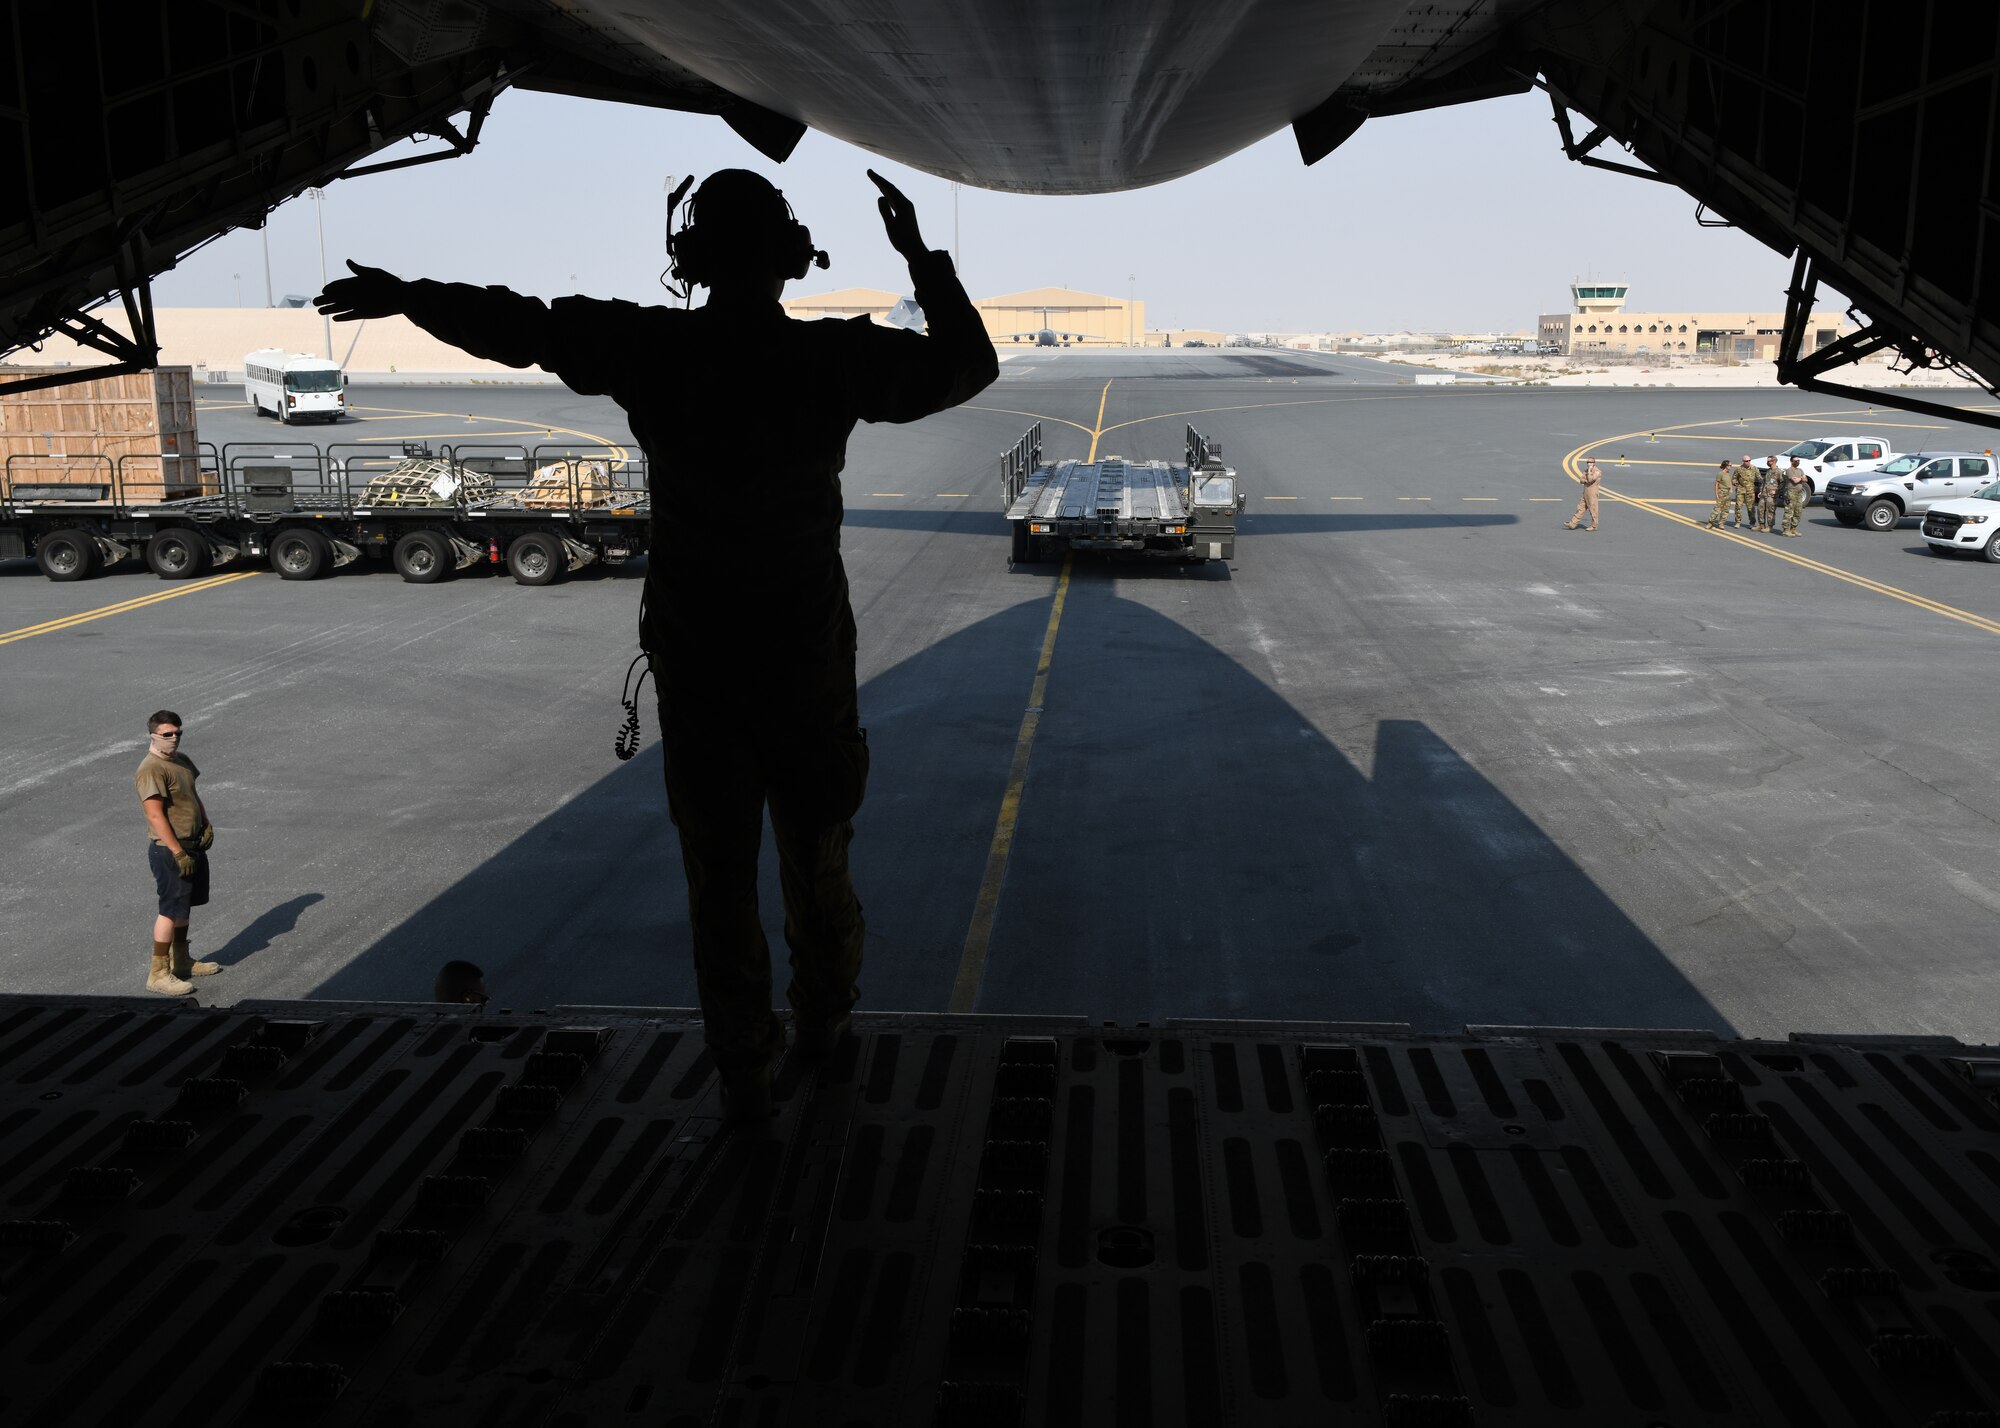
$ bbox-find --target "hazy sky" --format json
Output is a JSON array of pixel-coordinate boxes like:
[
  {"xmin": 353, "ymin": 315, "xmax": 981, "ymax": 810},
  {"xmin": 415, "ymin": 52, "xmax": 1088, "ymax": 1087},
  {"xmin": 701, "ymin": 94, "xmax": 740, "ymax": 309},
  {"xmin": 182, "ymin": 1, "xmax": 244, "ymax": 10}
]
[{"xmin": 154, "ymin": 86, "xmax": 1831, "ymax": 334}]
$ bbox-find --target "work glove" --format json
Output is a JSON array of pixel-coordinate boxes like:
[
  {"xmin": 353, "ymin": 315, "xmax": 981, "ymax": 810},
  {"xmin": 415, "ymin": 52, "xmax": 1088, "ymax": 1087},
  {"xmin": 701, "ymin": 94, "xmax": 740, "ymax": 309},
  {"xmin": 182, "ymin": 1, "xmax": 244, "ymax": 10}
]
[
  {"xmin": 174, "ymin": 850, "xmax": 198, "ymax": 878},
  {"xmin": 198, "ymin": 825, "xmax": 214, "ymax": 850}
]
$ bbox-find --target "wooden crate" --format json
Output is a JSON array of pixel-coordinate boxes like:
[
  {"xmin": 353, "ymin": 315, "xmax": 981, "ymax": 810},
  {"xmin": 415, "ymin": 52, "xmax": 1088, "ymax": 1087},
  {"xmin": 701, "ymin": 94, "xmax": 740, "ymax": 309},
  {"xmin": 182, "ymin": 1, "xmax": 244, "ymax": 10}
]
[{"xmin": 0, "ymin": 367, "xmax": 206, "ymax": 503}]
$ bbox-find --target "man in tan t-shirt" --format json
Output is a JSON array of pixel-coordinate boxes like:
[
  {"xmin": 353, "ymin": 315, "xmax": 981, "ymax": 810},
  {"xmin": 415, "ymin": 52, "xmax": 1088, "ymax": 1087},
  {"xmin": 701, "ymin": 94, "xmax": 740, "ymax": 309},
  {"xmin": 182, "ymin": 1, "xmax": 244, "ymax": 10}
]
[{"xmin": 135, "ymin": 709, "xmax": 221, "ymax": 995}]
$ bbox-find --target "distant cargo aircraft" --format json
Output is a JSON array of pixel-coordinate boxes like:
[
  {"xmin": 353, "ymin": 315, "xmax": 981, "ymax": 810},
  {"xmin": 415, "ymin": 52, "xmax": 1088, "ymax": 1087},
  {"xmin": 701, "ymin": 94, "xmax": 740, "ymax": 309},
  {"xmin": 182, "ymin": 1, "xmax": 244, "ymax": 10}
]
[{"xmin": 997, "ymin": 307, "xmax": 1096, "ymax": 347}]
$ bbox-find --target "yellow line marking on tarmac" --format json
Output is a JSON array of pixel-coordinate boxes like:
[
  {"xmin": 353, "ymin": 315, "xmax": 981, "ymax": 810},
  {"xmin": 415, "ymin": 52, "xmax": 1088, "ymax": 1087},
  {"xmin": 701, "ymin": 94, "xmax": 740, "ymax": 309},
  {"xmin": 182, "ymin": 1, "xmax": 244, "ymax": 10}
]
[
  {"xmin": 936, "ymin": 492, "xmax": 971, "ymax": 498},
  {"xmin": 1528, "ymin": 497, "xmax": 1563, "ymax": 501},
  {"xmin": 952, "ymin": 553, "xmax": 1075, "ymax": 1012},
  {"xmin": 966, "ymin": 404, "xmax": 1096, "ymax": 436},
  {"xmin": 1086, "ymin": 381, "xmax": 1113, "ymax": 462},
  {"xmin": 354, "ymin": 430, "xmax": 562, "ymax": 442},
  {"xmin": 1601, "ymin": 458, "xmax": 1733, "ymax": 467},
  {"xmin": 1735, "ymin": 416, "xmax": 1946, "ymax": 429},
  {"xmin": 1464, "ymin": 496, "xmax": 1498, "ymax": 501},
  {"xmin": 1263, "ymin": 495, "xmax": 1298, "ymax": 500},
  {"xmin": 1095, "ymin": 392, "xmax": 1414, "ymax": 438},
  {"xmin": 1396, "ymin": 496, "xmax": 1433, "ymax": 501},
  {"xmin": 869, "ymin": 493, "xmax": 905, "ymax": 498},
  {"xmin": 345, "ymin": 404, "xmax": 630, "ymax": 463},
  {"xmin": 1562, "ymin": 420, "xmax": 2000, "ymax": 638},
  {"xmin": 0, "ymin": 571, "xmax": 261, "ymax": 647},
  {"xmin": 1330, "ymin": 495, "xmax": 1363, "ymax": 500}
]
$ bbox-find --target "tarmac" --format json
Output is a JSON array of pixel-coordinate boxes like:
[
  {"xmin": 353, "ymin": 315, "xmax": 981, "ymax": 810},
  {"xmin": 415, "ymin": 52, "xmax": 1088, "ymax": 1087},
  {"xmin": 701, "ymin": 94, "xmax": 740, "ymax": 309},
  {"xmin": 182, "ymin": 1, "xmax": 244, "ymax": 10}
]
[{"xmin": 6, "ymin": 347, "xmax": 2000, "ymax": 1040}]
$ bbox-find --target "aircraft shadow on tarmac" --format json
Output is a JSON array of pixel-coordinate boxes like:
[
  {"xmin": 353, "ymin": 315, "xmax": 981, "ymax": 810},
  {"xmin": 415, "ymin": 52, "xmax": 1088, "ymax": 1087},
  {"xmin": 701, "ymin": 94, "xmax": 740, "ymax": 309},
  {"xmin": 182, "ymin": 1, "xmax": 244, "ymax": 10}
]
[{"xmin": 314, "ymin": 590, "xmax": 1728, "ymax": 1037}]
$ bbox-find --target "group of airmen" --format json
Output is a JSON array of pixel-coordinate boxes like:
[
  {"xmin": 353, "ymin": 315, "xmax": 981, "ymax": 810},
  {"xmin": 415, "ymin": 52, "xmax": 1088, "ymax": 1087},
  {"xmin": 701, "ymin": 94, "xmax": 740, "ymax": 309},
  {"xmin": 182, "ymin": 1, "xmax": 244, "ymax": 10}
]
[{"xmin": 1708, "ymin": 454, "xmax": 1813, "ymax": 536}]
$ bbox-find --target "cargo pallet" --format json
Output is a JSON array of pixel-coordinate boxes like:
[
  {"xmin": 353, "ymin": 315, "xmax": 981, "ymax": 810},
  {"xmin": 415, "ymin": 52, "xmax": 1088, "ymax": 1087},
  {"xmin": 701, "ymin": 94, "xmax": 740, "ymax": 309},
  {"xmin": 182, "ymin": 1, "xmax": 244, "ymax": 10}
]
[{"xmin": 0, "ymin": 440, "xmax": 649, "ymax": 587}]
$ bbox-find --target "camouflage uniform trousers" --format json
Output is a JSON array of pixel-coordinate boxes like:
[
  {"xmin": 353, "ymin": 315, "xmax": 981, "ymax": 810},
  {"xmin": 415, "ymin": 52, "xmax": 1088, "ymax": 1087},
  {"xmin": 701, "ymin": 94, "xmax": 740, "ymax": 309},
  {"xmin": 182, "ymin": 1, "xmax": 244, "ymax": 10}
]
[
  {"xmin": 1783, "ymin": 482, "xmax": 1807, "ymax": 535},
  {"xmin": 1707, "ymin": 475, "xmax": 1734, "ymax": 527},
  {"xmin": 1735, "ymin": 472, "xmax": 1759, "ymax": 527},
  {"xmin": 648, "ymin": 626, "xmax": 870, "ymax": 1085},
  {"xmin": 1756, "ymin": 480, "xmax": 1780, "ymax": 532}
]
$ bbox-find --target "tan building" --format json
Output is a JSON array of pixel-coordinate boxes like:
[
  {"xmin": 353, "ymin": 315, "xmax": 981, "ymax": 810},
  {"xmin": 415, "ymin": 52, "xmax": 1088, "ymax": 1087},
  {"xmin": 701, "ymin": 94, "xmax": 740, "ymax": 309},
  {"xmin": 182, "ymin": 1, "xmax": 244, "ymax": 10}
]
[
  {"xmin": 785, "ymin": 283, "xmax": 1145, "ymax": 345},
  {"xmin": 783, "ymin": 287, "xmax": 902, "ymax": 322},
  {"xmin": 1145, "ymin": 328, "xmax": 1231, "ymax": 347},
  {"xmin": 1537, "ymin": 283, "xmax": 1844, "ymax": 359}
]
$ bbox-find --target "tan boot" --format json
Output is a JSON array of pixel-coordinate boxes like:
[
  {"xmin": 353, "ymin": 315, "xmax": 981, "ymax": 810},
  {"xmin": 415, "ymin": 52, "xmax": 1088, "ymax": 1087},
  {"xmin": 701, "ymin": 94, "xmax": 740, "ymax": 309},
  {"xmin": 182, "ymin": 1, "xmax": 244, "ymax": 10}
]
[
  {"xmin": 170, "ymin": 929, "xmax": 220, "ymax": 978},
  {"xmin": 147, "ymin": 943, "xmax": 194, "ymax": 997}
]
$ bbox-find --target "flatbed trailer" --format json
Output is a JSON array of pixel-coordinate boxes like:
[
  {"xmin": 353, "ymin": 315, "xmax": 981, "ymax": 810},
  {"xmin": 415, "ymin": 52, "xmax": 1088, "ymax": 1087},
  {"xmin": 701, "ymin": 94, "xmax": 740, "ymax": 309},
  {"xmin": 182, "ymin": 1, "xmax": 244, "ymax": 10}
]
[
  {"xmin": 1001, "ymin": 422, "xmax": 1247, "ymax": 564},
  {"xmin": 0, "ymin": 441, "xmax": 650, "ymax": 587}
]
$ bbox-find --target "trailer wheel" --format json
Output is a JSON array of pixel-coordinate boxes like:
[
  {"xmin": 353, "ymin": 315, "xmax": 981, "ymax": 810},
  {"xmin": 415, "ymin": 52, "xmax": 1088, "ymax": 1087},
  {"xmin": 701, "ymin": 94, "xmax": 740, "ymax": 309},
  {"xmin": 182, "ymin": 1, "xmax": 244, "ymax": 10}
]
[
  {"xmin": 146, "ymin": 528, "xmax": 209, "ymax": 580},
  {"xmin": 1009, "ymin": 522, "xmax": 1030, "ymax": 563},
  {"xmin": 393, "ymin": 530, "xmax": 452, "ymax": 584},
  {"xmin": 37, "ymin": 530, "xmax": 99, "ymax": 582},
  {"xmin": 507, "ymin": 532, "xmax": 564, "ymax": 587},
  {"xmin": 269, "ymin": 528, "xmax": 330, "ymax": 581}
]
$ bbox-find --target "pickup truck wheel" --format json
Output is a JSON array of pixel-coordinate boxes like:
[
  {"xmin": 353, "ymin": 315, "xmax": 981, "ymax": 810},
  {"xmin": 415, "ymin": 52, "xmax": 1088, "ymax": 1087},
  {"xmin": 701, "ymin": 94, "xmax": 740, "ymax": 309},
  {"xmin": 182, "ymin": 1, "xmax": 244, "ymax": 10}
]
[
  {"xmin": 269, "ymin": 528, "xmax": 330, "ymax": 580},
  {"xmin": 1863, "ymin": 499, "xmax": 1901, "ymax": 531},
  {"xmin": 146, "ymin": 528, "xmax": 209, "ymax": 579},
  {"xmin": 507, "ymin": 532, "xmax": 564, "ymax": 586},
  {"xmin": 37, "ymin": 530, "xmax": 99, "ymax": 581},
  {"xmin": 1985, "ymin": 535, "xmax": 2000, "ymax": 565},
  {"xmin": 1834, "ymin": 513, "xmax": 1862, "ymax": 527},
  {"xmin": 393, "ymin": 530, "xmax": 452, "ymax": 584}
]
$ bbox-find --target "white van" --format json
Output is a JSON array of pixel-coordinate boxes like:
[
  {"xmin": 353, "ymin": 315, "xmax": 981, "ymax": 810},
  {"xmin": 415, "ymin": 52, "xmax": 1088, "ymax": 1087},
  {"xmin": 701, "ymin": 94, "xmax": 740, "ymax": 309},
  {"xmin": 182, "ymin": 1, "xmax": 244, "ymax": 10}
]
[{"xmin": 243, "ymin": 349, "xmax": 346, "ymax": 423}]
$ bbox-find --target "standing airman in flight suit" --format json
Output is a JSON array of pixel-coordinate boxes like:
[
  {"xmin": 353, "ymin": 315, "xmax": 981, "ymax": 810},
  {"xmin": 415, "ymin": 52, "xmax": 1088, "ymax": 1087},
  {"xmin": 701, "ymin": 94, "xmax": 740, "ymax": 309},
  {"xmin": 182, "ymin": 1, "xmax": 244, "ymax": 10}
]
[
  {"xmin": 1753, "ymin": 454, "xmax": 1782, "ymax": 532},
  {"xmin": 315, "ymin": 169, "xmax": 998, "ymax": 1125}
]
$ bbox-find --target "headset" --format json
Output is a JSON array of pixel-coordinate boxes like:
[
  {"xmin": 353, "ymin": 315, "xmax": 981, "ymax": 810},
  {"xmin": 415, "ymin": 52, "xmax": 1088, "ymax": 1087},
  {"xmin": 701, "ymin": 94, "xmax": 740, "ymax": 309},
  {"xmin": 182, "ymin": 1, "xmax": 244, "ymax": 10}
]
[{"xmin": 661, "ymin": 171, "xmax": 829, "ymax": 302}]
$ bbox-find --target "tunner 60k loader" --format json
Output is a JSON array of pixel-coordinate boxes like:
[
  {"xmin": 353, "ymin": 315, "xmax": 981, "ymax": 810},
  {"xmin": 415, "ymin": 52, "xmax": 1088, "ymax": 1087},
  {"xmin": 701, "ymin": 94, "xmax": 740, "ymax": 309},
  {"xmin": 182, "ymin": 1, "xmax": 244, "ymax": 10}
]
[{"xmin": 1001, "ymin": 422, "xmax": 1246, "ymax": 564}]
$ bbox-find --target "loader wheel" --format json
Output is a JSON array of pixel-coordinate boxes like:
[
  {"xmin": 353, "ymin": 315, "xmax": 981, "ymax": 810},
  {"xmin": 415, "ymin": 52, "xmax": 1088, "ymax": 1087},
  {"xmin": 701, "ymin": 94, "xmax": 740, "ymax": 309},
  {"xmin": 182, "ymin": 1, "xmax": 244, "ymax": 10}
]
[
  {"xmin": 1010, "ymin": 522, "xmax": 1030, "ymax": 563},
  {"xmin": 147, "ymin": 528, "xmax": 209, "ymax": 580},
  {"xmin": 269, "ymin": 528, "xmax": 330, "ymax": 580},
  {"xmin": 394, "ymin": 530, "xmax": 452, "ymax": 584},
  {"xmin": 507, "ymin": 532, "xmax": 564, "ymax": 587},
  {"xmin": 37, "ymin": 530, "xmax": 98, "ymax": 582}
]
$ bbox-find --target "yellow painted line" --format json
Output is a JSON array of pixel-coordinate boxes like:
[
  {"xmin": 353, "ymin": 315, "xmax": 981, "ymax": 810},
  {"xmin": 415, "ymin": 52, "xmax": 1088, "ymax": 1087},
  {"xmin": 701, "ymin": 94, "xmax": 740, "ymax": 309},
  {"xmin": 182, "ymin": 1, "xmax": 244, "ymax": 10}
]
[
  {"xmin": 1330, "ymin": 495, "xmax": 1363, "ymax": 500},
  {"xmin": 345, "ymin": 403, "xmax": 629, "ymax": 463},
  {"xmin": 1625, "ymin": 498, "xmax": 1714, "ymax": 504},
  {"xmin": 951, "ymin": 554, "xmax": 1075, "ymax": 1012},
  {"xmin": 1562, "ymin": 423, "xmax": 2000, "ymax": 638},
  {"xmin": 1464, "ymin": 496, "xmax": 1498, "ymax": 501},
  {"xmin": 0, "ymin": 571, "xmax": 261, "ymax": 647},
  {"xmin": 1395, "ymin": 496, "xmax": 1433, "ymax": 502},
  {"xmin": 1528, "ymin": 497, "xmax": 1564, "ymax": 501},
  {"xmin": 355, "ymin": 429, "xmax": 563, "ymax": 442},
  {"xmin": 1602, "ymin": 459, "xmax": 1733, "ymax": 468},
  {"xmin": 1094, "ymin": 392, "xmax": 1415, "ymax": 438},
  {"xmin": 1085, "ymin": 380, "xmax": 1113, "ymax": 462},
  {"xmin": 1262, "ymin": 495, "xmax": 1299, "ymax": 501},
  {"xmin": 965, "ymin": 404, "xmax": 1096, "ymax": 436},
  {"xmin": 1736, "ymin": 416, "xmax": 1946, "ymax": 429},
  {"xmin": 936, "ymin": 492, "xmax": 971, "ymax": 498},
  {"xmin": 869, "ymin": 493, "xmax": 905, "ymax": 498}
]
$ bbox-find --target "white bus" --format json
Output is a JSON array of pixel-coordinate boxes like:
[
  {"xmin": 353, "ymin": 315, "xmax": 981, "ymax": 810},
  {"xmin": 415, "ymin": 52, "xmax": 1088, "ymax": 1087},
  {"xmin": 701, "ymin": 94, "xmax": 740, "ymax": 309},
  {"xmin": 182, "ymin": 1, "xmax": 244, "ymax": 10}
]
[{"xmin": 243, "ymin": 349, "xmax": 347, "ymax": 423}]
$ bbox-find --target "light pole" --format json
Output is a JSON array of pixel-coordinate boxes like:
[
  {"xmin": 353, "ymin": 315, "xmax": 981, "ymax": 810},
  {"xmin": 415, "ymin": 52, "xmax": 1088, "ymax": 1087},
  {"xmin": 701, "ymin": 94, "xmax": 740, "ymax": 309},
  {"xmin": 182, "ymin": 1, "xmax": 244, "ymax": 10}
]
[
  {"xmin": 261, "ymin": 223, "xmax": 274, "ymax": 307},
  {"xmin": 1128, "ymin": 273, "xmax": 1134, "ymax": 347},
  {"xmin": 307, "ymin": 187, "xmax": 331, "ymax": 357},
  {"xmin": 234, "ymin": 272, "xmax": 241, "ymax": 308}
]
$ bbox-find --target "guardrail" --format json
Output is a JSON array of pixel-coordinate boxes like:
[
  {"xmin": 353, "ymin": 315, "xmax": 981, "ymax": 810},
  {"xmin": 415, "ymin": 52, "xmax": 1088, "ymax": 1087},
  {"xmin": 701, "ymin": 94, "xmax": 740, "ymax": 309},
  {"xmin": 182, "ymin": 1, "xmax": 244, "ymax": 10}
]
[{"xmin": 1000, "ymin": 422, "xmax": 1043, "ymax": 509}]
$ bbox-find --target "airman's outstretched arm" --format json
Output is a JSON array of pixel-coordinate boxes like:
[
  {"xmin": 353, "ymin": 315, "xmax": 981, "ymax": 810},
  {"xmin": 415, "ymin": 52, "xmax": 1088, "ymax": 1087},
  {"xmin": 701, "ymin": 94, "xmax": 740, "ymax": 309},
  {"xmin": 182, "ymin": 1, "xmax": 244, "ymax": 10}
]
[{"xmin": 314, "ymin": 259, "xmax": 558, "ymax": 373}]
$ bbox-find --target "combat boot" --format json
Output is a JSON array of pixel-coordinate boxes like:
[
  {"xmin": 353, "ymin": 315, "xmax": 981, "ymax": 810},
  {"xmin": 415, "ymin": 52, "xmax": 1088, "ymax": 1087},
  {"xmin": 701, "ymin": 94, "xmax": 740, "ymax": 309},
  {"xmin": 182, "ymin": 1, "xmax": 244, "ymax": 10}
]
[
  {"xmin": 170, "ymin": 930, "xmax": 221, "ymax": 978},
  {"xmin": 791, "ymin": 1014, "xmax": 852, "ymax": 1063},
  {"xmin": 718, "ymin": 1065, "xmax": 774, "ymax": 1129},
  {"xmin": 147, "ymin": 944, "xmax": 194, "ymax": 997}
]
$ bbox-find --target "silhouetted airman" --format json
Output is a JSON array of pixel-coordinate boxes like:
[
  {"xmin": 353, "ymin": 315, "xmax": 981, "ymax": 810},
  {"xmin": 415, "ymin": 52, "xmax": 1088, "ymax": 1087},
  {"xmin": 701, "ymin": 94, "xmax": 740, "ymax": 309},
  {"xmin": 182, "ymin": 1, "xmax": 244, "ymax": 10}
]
[{"xmin": 317, "ymin": 170, "xmax": 998, "ymax": 1124}]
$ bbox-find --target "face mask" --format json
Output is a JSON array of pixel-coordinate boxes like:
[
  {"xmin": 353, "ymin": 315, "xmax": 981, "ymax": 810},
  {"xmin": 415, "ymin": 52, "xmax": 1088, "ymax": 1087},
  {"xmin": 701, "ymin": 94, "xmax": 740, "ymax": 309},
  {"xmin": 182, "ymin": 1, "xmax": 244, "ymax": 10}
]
[{"xmin": 149, "ymin": 731, "xmax": 182, "ymax": 758}]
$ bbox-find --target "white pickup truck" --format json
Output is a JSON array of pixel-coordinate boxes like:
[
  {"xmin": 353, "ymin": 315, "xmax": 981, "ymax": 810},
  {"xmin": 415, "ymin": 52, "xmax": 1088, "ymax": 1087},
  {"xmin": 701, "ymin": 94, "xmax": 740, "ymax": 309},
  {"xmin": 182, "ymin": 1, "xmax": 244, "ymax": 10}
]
[{"xmin": 1751, "ymin": 436, "xmax": 1895, "ymax": 498}]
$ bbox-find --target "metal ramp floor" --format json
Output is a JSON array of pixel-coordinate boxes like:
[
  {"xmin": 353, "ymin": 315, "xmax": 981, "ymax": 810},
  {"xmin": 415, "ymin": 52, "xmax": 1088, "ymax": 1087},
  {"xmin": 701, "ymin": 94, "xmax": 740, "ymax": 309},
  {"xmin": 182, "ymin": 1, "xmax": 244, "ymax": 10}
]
[{"xmin": 3, "ymin": 994, "xmax": 2000, "ymax": 1427}]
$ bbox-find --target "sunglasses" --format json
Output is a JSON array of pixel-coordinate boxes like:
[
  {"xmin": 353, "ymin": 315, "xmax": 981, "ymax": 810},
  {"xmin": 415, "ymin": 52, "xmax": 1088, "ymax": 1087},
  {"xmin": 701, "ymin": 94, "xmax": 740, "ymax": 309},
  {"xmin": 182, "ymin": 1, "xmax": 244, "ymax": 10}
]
[{"xmin": 156, "ymin": 730, "xmax": 183, "ymax": 738}]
